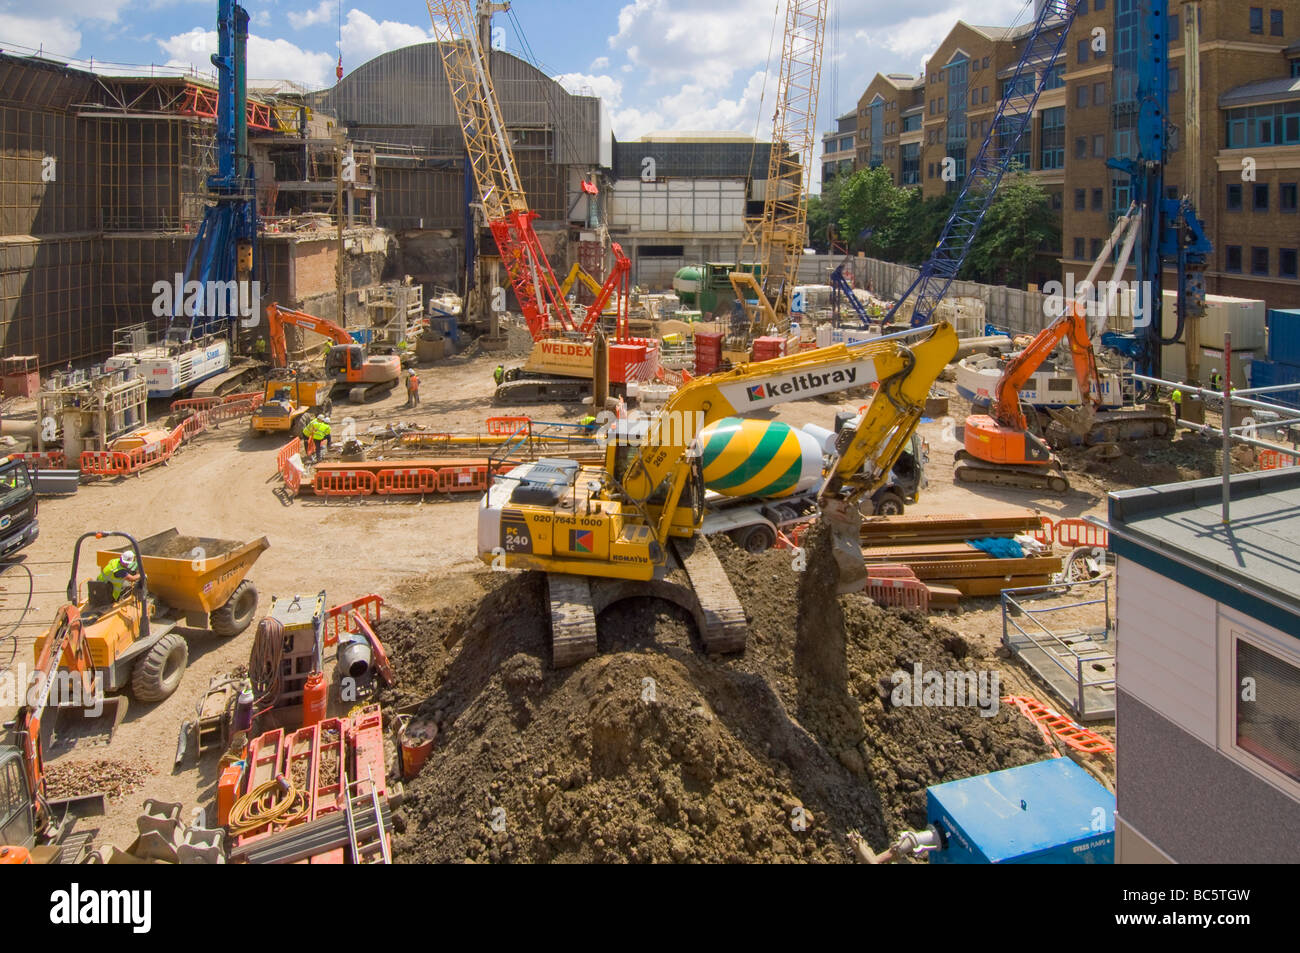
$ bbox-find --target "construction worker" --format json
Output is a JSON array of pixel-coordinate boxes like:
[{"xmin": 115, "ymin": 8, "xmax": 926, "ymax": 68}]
[
  {"xmin": 1171, "ymin": 384, "xmax": 1183, "ymax": 418},
  {"xmin": 493, "ymin": 364, "xmax": 505, "ymax": 386},
  {"xmin": 305, "ymin": 416, "xmax": 332, "ymax": 462},
  {"xmin": 253, "ymin": 337, "xmax": 268, "ymax": 360},
  {"xmin": 98, "ymin": 549, "xmax": 140, "ymax": 602},
  {"xmin": 405, "ymin": 370, "xmax": 421, "ymax": 408},
  {"xmin": 1210, "ymin": 368, "xmax": 1224, "ymax": 391},
  {"xmin": 578, "ymin": 414, "xmax": 597, "ymax": 434}
]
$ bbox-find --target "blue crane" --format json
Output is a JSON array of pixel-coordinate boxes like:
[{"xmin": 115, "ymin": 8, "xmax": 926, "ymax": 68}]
[
  {"xmin": 174, "ymin": 0, "xmax": 259, "ymax": 345},
  {"xmin": 1104, "ymin": 0, "xmax": 1211, "ymax": 384},
  {"xmin": 886, "ymin": 0, "xmax": 1082, "ymax": 329}
]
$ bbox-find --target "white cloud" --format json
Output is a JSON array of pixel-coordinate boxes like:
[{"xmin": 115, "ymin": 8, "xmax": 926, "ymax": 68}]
[
  {"xmin": 287, "ymin": 0, "xmax": 332, "ymax": 30},
  {"xmin": 554, "ymin": 71, "xmax": 624, "ymax": 107},
  {"xmin": 589, "ymin": 56, "xmax": 609, "ymax": 70},
  {"xmin": 0, "ymin": 14, "xmax": 82, "ymax": 57},
  {"xmin": 252, "ymin": 10, "xmax": 272, "ymax": 28},
  {"xmin": 160, "ymin": 28, "xmax": 336, "ymax": 88},
  {"xmin": 341, "ymin": 9, "xmax": 435, "ymax": 64}
]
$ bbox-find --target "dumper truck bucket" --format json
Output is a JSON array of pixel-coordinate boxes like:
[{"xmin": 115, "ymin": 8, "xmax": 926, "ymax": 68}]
[
  {"xmin": 821, "ymin": 500, "xmax": 868, "ymax": 594},
  {"xmin": 40, "ymin": 688, "xmax": 127, "ymax": 753}
]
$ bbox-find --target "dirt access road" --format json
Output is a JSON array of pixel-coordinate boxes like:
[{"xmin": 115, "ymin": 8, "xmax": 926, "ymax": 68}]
[{"xmin": 1, "ymin": 350, "xmax": 1112, "ymax": 849}]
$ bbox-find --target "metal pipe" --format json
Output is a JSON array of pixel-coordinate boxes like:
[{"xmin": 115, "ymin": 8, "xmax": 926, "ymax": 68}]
[
  {"xmin": 1133, "ymin": 374, "xmax": 1300, "ymax": 420},
  {"xmin": 1223, "ymin": 333, "xmax": 1231, "ymax": 524}
]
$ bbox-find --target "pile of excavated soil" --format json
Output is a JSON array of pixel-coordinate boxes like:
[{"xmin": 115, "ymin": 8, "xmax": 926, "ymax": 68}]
[
  {"xmin": 380, "ymin": 530, "xmax": 1052, "ymax": 863},
  {"xmin": 1058, "ymin": 432, "xmax": 1246, "ymax": 489}
]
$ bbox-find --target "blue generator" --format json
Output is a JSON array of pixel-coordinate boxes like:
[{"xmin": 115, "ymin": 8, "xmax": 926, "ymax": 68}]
[{"xmin": 926, "ymin": 759, "xmax": 1114, "ymax": 864}]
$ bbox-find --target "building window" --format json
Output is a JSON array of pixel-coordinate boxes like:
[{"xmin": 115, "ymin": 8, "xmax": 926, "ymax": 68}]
[
  {"xmin": 1079, "ymin": 0, "xmax": 1087, "ymax": 12},
  {"xmin": 982, "ymin": 86, "xmax": 990, "ymax": 104},
  {"xmin": 1077, "ymin": 39, "xmax": 1089, "ymax": 63},
  {"xmin": 1269, "ymin": 9, "xmax": 1283, "ymax": 36},
  {"xmin": 1076, "ymin": 84, "xmax": 1089, "ymax": 109},
  {"xmin": 1249, "ymin": 7, "xmax": 1263, "ymax": 33},
  {"xmin": 1093, "ymin": 135, "xmax": 1106, "ymax": 157},
  {"xmin": 901, "ymin": 143, "xmax": 921, "ymax": 185},
  {"xmin": 1224, "ymin": 102, "xmax": 1300, "ymax": 149},
  {"xmin": 1075, "ymin": 137, "xmax": 1088, "ymax": 159},
  {"xmin": 982, "ymin": 56, "xmax": 989, "ymax": 70},
  {"xmin": 1090, "ymin": 238, "xmax": 1103, "ymax": 258},
  {"xmin": 1095, "ymin": 0, "xmax": 1105, "ymax": 9},
  {"xmin": 1252, "ymin": 247, "xmax": 1270, "ymax": 275},
  {"xmin": 1254, "ymin": 183, "xmax": 1270, "ymax": 212},
  {"xmin": 1044, "ymin": 64, "xmax": 1065, "ymax": 90},
  {"xmin": 1074, "ymin": 237, "xmax": 1086, "ymax": 259},
  {"xmin": 1041, "ymin": 107, "xmax": 1065, "ymax": 169},
  {"xmin": 1226, "ymin": 245, "xmax": 1243, "ymax": 272},
  {"xmin": 1281, "ymin": 248, "xmax": 1298, "ymax": 279},
  {"xmin": 1230, "ymin": 631, "xmax": 1300, "ymax": 788},
  {"xmin": 1091, "ymin": 188, "xmax": 1103, "ymax": 211},
  {"xmin": 1093, "ymin": 82, "xmax": 1107, "ymax": 106},
  {"xmin": 1051, "ymin": 191, "xmax": 1063, "ymax": 211},
  {"xmin": 1227, "ymin": 183, "xmax": 1243, "ymax": 211},
  {"xmin": 1282, "ymin": 182, "xmax": 1298, "ymax": 212},
  {"xmin": 1074, "ymin": 188, "xmax": 1087, "ymax": 210}
]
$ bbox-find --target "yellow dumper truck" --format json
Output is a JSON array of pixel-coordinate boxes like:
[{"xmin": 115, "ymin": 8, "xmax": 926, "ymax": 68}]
[{"xmin": 250, "ymin": 378, "xmax": 333, "ymax": 437}]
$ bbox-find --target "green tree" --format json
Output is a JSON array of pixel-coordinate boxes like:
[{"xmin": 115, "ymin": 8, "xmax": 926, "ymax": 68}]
[
  {"xmin": 806, "ymin": 173, "xmax": 845, "ymax": 253},
  {"xmin": 964, "ymin": 171, "xmax": 1059, "ymax": 287},
  {"xmin": 837, "ymin": 166, "xmax": 908, "ymax": 259}
]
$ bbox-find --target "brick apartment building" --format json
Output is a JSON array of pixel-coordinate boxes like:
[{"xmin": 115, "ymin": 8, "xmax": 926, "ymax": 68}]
[
  {"xmin": 831, "ymin": 0, "xmax": 1300, "ymax": 308},
  {"xmin": 820, "ymin": 111, "xmax": 858, "ymax": 184}
]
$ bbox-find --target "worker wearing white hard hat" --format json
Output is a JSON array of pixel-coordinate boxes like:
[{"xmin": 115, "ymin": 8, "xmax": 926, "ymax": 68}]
[{"xmin": 99, "ymin": 549, "xmax": 141, "ymax": 601}]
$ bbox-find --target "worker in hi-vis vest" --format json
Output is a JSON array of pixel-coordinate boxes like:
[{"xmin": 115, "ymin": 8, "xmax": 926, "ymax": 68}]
[{"xmin": 99, "ymin": 549, "xmax": 141, "ymax": 601}]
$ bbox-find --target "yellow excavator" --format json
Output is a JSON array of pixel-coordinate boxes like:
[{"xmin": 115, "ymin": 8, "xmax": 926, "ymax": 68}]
[{"xmin": 478, "ymin": 321, "xmax": 959, "ymax": 665}]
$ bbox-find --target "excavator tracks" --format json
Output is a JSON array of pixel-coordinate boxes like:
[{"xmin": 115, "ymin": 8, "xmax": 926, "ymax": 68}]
[
  {"xmin": 954, "ymin": 450, "xmax": 1071, "ymax": 495},
  {"xmin": 191, "ymin": 361, "xmax": 259, "ymax": 399},
  {"xmin": 546, "ymin": 573, "xmax": 598, "ymax": 668},
  {"xmin": 494, "ymin": 376, "xmax": 592, "ymax": 405},
  {"xmin": 670, "ymin": 536, "xmax": 748, "ymax": 655}
]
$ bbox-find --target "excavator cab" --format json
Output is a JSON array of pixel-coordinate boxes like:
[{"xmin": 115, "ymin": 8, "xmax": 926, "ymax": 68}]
[{"xmin": 325, "ymin": 344, "xmax": 365, "ymax": 381}]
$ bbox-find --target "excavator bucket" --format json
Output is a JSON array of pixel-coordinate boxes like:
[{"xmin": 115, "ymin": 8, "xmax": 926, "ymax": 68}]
[
  {"xmin": 821, "ymin": 500, "xmax": 868, "ymax": 594},
  {"xmin": 42, "ymin": 688, "xmax": 127, "ymax": 753}
]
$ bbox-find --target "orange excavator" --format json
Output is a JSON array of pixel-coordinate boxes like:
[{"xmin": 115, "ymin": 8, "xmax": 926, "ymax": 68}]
[
  {"xmin": 266, "ymin": 303, "xmax": 401, "ymax": 403},
  {"xmin": 956, "ymin": 208, "xmax": 1170, "ymax": 494},
  {"xmin": 0, "ymin": 604, "xmax": 107, "ymax": 863}
]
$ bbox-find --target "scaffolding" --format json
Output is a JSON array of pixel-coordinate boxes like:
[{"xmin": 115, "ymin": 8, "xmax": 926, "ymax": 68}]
[{"xmin": 35, "ymin": 365, "xmax": 148, "ymax": 455}]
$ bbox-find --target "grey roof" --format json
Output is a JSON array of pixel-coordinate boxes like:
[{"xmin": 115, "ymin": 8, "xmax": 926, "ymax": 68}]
[
  {"xmin": 1108, "ymin": 470, "xmax": 1300, "ymax": 617},
  {"xmin": 1219, "ymin": 76, "xmax": 1300, "ymax": 108}
]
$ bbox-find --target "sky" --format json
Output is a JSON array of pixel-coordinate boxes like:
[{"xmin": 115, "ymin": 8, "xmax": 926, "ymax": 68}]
[{"xmin": 0, "ymin": 0, "xmax": 1035, "ymax": 151}]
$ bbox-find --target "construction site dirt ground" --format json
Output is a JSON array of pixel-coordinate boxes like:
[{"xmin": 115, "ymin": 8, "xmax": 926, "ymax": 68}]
[{"xmin": 0, "ymin": 349, "xmax": 1176, "ymax": 857}]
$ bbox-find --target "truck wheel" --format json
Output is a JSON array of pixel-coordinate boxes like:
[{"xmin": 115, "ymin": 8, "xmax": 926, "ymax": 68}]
[
  {"xmin": 131, "ymin": 633, "xmax": 188, "ymax": 703},
  {"xmin": 291, "ymin": 416, "xmax": 306, "ymax": 438},
  {"xmin": 872, "ymin": 490, "xmax": 906, "ymax": 516},
  {"xmin": 210, "ymin": 581, "xmax": 258, "ymax": 637},
  {"xmin": 736, "ymin": 524, "xmax": 776, "ymax": 554}
]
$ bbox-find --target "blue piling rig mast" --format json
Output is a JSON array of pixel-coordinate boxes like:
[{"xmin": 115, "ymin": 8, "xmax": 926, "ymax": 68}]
[
  {"xmin": 885, "ymin": 0, "xmax": 1082, "ymax": 330},
  {"xmin": 1105, "ymin": 0, "xmax": 1211, "ymax": 385},
  {"xmin": 175, "ymin": 0, "xmax": 259, "ymax": 346}
]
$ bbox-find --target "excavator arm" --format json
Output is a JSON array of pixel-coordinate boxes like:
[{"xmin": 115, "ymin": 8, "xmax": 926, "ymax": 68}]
[
  {"xmin": 618, "ymin": 322, "xmax": 959, "ymax": 588},
  {"xmin": 265, "ymin": 303, "xmax": 355, "ymax": 367},
  {"xmin": 991, "ymin": 306, "xmax": 1100, "ymax": 433}
]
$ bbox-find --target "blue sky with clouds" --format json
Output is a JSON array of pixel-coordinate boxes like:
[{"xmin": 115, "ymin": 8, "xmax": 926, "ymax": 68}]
[{"xmin": 0, "ymin": 0, "xmax": 1034, "ymax": 142}]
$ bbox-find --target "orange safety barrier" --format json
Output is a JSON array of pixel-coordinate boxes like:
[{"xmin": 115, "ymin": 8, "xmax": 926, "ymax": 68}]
[
  {"xmin": 1259, "ymin": 448, "xmax": 1299, "ymax": 470},
  {"xmin": 1032, "ymin": 514, "xmax": 1055, "ymax": 545},
  {"xmin": 374, "ymin": 468, "xmax": 440, "ymax": 495},
  {"xmin": 867, "ymin": 565, "xmax": 919, "ymax": 579},
  {"xmin": 1054, "ymin": 518, "xmax": 1108, "ymax": 550},
  {"xmin": 865, "ymin": 575, "xmax": 930, "ymax": 612},
  {"xmin": 437, "ymin": 466, "xmax": 488, "ymax": 493},
  {"xmin": 1002, "ymin": 695, "xmax": 1115, "ymax": 755},
  {"xmin": 485, "ymin": 416, "xmax": 530, "ymax": 436},
  {"xmin": 78, "ymin": 451, "xmax": 120, "ymax": 476},
  {"xmin": 324, "ymin": 593, "xmax": 384, "ymax": 647},
  {"xmin": 312, "ymin": 469, "xmax": 376, "ymax": 496},
  {"xmin": 11, "ymin": 451, "xmax": 66, "ymax": 470}
]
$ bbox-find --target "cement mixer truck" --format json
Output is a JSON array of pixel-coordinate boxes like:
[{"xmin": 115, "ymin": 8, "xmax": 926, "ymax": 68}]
[{"xmin": 697, "ymin": 415, "xmax": 925, "ymax": 553}]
